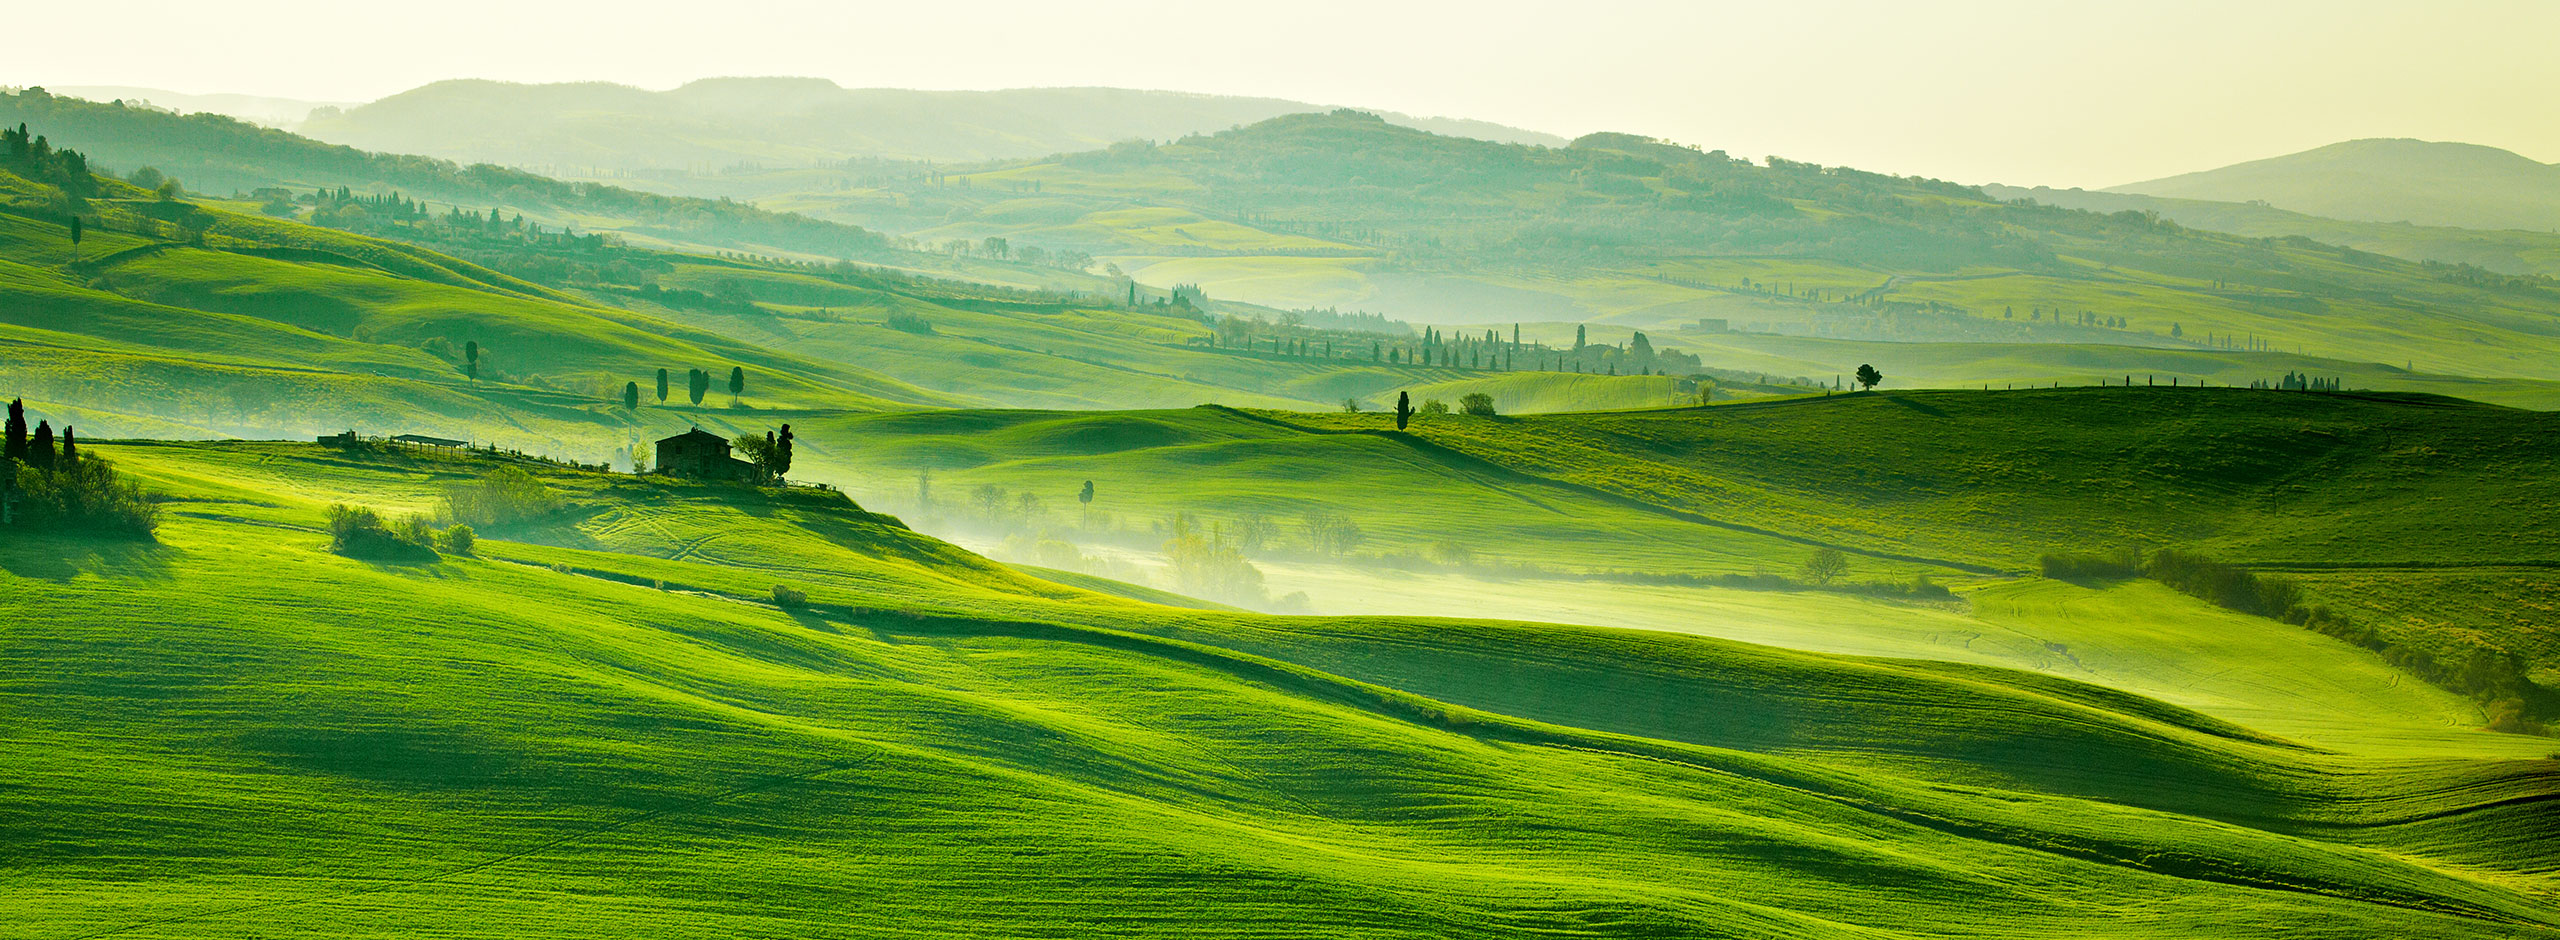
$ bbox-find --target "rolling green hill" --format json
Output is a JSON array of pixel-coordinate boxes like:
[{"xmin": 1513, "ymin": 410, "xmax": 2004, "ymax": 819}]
[
  {"xmin": 0, "ymin": 150, "xmax": 1678, "ymax": 456},
  {"xmin": 19, "ymin": 88, "xmax": 2560, "ymax": 406},
  {"xmin": 2112, "ymin": 139, "xmax": 2560, "ymax": 233},
  {"xmin": 7, "ymin": 440, "xmax": 2559, "ymax": 937},
  {"xmin": 800, "ymin": 389, "xmax": 2560, "ymax": 722},
  {"xmin": 297, "ymin": 78, "xmax": 1568, "ymax": 173},
  {"xmin": 1984, "ymin": 183, "xmax": 2560, "ymax": 279},
  {"xmin": 719, "ymin": 113, "xmax": 2560, "ymax": 390}
]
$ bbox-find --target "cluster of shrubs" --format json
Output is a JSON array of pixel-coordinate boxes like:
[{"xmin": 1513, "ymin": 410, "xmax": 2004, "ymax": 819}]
[
  {"xmin": 440, "ymin": 466, "xmax": 562, "ymax": 527},
  {"xmin": 2043, "ymin": 547, "xmax": 2547, "ymax": 733},
  {"xmin": 325, "ymin": 505, "xmax": 474, "ymax": 562},
  {"xmin": 3, "ymin": 400, "xmax": 159, "ymax": 539},
  {"xmin": 323, "ymin": 465, "xmax": 565, "ymax": 562}
]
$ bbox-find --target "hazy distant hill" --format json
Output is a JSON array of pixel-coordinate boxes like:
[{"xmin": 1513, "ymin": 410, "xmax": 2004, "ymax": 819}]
[
  {"xmin": 1985, "ymin": 184, "xmax": 2560, "ymax": 279},
  {"xmin": 297, "ymin": 78, "xmax": 1568, "ymax": 172},
  {"xmin": 2110, "ymin": 138, "xmax": 2560, "ymax": 232},
  {"xmin": 48, "ymin": 85, "xmax": 346, "ymax": 127}
]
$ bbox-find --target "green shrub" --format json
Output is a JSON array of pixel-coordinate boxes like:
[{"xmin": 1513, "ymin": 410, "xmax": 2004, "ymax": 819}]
[
  {"xmin": 1459, "ymin": 392, "xmax": 1497, "ymax": 416},
  {"xmin": 441, "ymin": 466, "xmax": 562, "ymax": 527},
  {"xmin": 325, "ymin": 504, "xmax": 438, "ymax": 562},
  {"xmin": 3, "ymin": 455, "xmax": 159, "ymax": 539},
  {"xmin": 2039, "ymin": 550, "xmax": 2139, "ymax": 582},
  {"xmin": 436, "ymin": 523, "xmax": 476, "ymax": 556},
  {"xmin": 771, "ymin": 584, "xmax": 809, "ymax": 608}
]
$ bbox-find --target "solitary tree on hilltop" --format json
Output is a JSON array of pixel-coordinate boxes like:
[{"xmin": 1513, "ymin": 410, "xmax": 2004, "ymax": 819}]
[
  {"xmin": 1394, "ymin": 391, "xmax": 1414, "ymax": 431},
  {"xmin": 1855, "ymin": 363, "xmax": 1883, "ymax": 391}
]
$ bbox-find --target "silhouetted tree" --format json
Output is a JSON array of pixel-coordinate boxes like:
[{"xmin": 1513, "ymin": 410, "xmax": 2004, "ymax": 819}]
[
  {"xmin": 29, "ymin": 421, "xmax": 55, "ymax": 470},
  {"xmin": 1855, "ymin": 363, "xmax": 1883, "ymax": 391},
  {"xmin": 776, "ymin": 424, "xmax": 794, "ymax": 477},
  {"xmin": 68, "ymin": 215, "xmax": 80, "ymax": 246},
  {"xmin": 728, "ymin": 366, "xmax": 745, "ymax": 398},
  {"xmin": 1803, "ymin": 547, "xmax": 1848, "ymax": 586},
  {"xmin": 688, "ymin": 368, "xmax": 709, "ymax": 405},
  {"xmin": 1395, "ymin": 391, "xmax": 1414, "ymax": 430},
  {"xmin": 622, "ymin": 382, "xmax": 640, "ymax": 409},
  {"xmin": 57, "ymin": 426, "xmax": 75, "ymax": 467},
  {"xmin": 4, "ymin": 398, "xmax": 24, "ymax": 461},
  {"xmin": 656, "ymin": 368, "xmax": 669, "ymax": 402},
  {"xmin": 465, "ymin": 340, "xmax": 480, "ymax": 382},
  {"xmin": 1078, "ymin": 480, "xmax": 1094, "ymax": 509}
]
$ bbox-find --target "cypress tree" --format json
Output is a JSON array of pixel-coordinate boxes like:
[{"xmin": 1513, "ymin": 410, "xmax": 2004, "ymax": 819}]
[
  {"xmin": 4, "ymin": 398, "xmax": 25, "ymax": 461},
  {"xmin": 1395, "ymin": 392, "xmax": 1414, "ymax": 431},
  {"xmin": 777, "ymin": 425, "xmax": 794, "ymax": 477},
  {"xmin": 29, "ymin": 421, "xmax": 54, "ymax": 470},
  {"xmin": 728, "ymin": 366, "xmax": 745, "ymax": 397},
  {"xmin": 465, "ymin": 340, "xmax": 480, "ymax": 382},
  {"xmin": 623, "ymin": 382, "xmax": 640, "ymax": 409},
  {"xmin": 656, "ymin": 368, "xmax": 670, "ymax": 401},
  {"xmin": 58, "ymin": 426, "xmax": 75, "ymax": 467}
]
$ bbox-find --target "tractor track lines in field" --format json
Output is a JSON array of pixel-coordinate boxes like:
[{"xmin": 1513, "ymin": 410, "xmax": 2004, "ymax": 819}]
[{"xmin": 57, "ymin": 758, "xmax": 872, "ymax": 940}]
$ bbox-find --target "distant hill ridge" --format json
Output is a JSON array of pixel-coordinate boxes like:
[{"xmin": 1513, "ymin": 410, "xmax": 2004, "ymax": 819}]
[
  {"xmin": 2111, "ymin": 138, "xmax": 2560, "ymax": 232},
  {"xmin": 297, "ymin": 77, "xmax": 1570, "ymax": 171}
]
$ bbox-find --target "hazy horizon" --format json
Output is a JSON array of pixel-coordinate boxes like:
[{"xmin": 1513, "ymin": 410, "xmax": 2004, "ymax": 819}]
[{"xmin": 7, "ymin": 0, "xmax": 2557, "ymax": 188}]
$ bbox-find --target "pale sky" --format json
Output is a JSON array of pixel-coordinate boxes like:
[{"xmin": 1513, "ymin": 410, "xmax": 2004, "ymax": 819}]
[{"xmin": 6, "ymin": 0, "xmax": 2554, "ymax": 188}]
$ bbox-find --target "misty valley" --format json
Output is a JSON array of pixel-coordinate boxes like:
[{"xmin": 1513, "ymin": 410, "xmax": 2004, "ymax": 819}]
[{"xmin": 7, "ymin": 12, "xmax": 2560, "ymax": 937}]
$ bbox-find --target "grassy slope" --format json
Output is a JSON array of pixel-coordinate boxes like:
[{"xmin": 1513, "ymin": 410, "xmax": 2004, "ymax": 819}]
[
  {"xmin": 0, "ymin": 183, "xmax": 975, "ymax": 458},
  {"xmin": 1653, "ymin": 331, "xmax": 2560, "ymax": 410},
  {"xmin": 797, "ymin": 389, "xmax": 2560, "ymax": 705},
  {"xmin": 1276, "ymin": 388, "xmax": 2560, "ymax": 571},
  {"xmin": 6, "ymin": 442, "xmax": 2558, "ymax": 937},
  {"xmin": 746, "ymin": 114, "xmax": 2560, "ymax": 392},
  {"xmin": 1, "ymin": 166, "xmax": 1668, "ymax": 445},
  {"xmin": 1985, "ymin": 183, "xmax": 2560, "ymax": 279}
]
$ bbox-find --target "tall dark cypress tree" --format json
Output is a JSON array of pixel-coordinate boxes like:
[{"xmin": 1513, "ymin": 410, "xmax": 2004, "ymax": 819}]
[
  {"xmin": 623, "ymin": 382, "xmax": 640, "ymax": 409},
  {"xmin": 656, "ymin": 368, "xmax": 670, "ymax": 402},
  {"xmin": 29, "ymin": 421, "xmax": 54, "ymax": 470},
  {"xmin": 1395, "ymin": 392, "xmax": 1414, "ymax": 431},
  {"xmin": 4, "ymin": 398, "xmax": 25, "ymax": 461},
  {"xmin": 776, "ymin": 425, "xmax": 794, "ymax": 478},
  {"xmin": 728, "ymin": 366, "xmax": 745, "ymax": 398},
  {"xmin": 58, "ymin": 426, "xmax": 76, "ymax": 467}
]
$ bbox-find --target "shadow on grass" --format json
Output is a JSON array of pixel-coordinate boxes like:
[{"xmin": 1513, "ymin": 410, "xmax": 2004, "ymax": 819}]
[
  {"xmin": 0, "ymin": 533, "xmax": 172, "ymax": 582},
  {"xmin": 1880, "ymin": 393, "xmax": 1949, "ymax": 417}
]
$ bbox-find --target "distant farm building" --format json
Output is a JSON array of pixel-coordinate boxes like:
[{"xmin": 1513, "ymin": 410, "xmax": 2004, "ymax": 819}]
[
  {"xmin": 655, "ymin": 428, "xmax": 756, "ymax": 480},
  {"xmin": 1690, "ymin": 318, "xmax": 1729, "ymax": 333},
  {"xmin": 317, "ymin": 430, "xmax": 471, "ymax": 449}
]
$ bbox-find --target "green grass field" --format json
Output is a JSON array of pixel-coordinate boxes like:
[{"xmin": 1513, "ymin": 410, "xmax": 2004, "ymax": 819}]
[
  {"xmin": 9, "ymin": 441, "xmax": 2560, "ymax": 937},
  {"xmin": 11, "ymin": 114, "xmax": 2560, "ymax": 938}
]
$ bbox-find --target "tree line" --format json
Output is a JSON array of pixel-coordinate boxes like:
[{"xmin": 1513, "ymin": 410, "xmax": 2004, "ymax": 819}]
[{"xmin": 1, "ymin": 398, "xmax": 158, "ymax": 537}]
